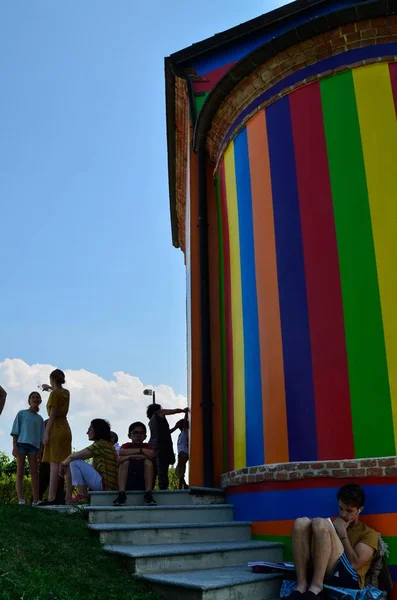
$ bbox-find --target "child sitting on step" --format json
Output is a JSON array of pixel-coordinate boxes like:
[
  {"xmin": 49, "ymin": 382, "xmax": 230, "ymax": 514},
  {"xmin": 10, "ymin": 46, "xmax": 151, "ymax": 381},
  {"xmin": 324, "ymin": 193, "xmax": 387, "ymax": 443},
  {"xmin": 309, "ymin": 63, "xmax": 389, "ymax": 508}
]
[{"xmin": 113, "ymin": 421, "xmax": 156, "ymax": 506}]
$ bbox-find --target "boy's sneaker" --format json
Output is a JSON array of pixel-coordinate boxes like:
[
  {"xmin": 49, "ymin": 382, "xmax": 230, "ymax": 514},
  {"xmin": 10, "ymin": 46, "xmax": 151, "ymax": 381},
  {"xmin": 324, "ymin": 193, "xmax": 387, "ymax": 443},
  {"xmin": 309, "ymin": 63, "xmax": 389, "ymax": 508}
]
[
  {"xmin": 113, "ymin": 491, "xmax": 127, "ymax": 506},
  {"xmin": 144, "ymin": 491, "xmax": 157, "ymax": 506},
  {"xmin": 18, "ymin": 499, "xmax": 26, "ymax": 505}
]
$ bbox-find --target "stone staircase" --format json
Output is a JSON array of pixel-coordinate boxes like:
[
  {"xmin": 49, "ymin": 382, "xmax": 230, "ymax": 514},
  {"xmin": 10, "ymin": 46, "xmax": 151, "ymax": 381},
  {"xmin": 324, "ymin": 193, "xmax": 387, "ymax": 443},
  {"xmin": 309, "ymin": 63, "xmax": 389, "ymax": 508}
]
[{"xmin": 87, "ymin": 488, "xmax": 283, "ymax": 600}]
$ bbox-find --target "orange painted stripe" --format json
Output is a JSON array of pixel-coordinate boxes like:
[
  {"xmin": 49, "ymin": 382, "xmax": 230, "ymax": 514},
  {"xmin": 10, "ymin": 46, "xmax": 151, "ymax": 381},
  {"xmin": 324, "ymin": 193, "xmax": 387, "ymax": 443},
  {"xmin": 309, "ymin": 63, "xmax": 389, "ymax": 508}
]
[
  {"xmin": 247, "ymin": 111, "xmax": 289, "ymax": 464},
  {"xmin": 360, "ymin": 513, "xmax": 397, "ymax": 535},
  {"xmin": 252, "ymin": 520, "xmax": 294, "ymax": 536},
  {"xmin": 252, "ymin": 514, "xmax": 397, "ymax": 537}
]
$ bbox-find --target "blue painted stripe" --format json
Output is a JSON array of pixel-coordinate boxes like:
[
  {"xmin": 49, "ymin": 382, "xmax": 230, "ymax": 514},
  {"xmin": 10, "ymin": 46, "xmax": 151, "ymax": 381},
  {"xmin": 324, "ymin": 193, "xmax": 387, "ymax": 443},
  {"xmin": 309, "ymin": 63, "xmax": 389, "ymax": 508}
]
[
  {"xmin": 221, "ymin": 43, "xmax": 397, "ymax": 156},
  {"xmin": 188, "ymin": 0, "xmax": 358, "ymax": 74},
  {"xmin": 228, "ymin": 485, "xmax": 397, "ymax": 521},
  {"xmin": 234, "ymin": 128, "xmax": 264, "ymax": 466},
  {"xmin": 266, "ymin": 96, "xmax": 317, "ymax": 462}
]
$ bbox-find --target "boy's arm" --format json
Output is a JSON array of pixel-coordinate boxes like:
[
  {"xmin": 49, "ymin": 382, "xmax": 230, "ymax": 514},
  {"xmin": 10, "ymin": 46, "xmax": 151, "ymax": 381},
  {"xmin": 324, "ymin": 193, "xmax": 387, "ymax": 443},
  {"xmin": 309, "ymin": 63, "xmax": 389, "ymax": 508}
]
[
  {"xmin": 119, "ymin": 447, "xmax": 154, "ymax": 459},
  {"xmin": 169, "ymin": 425, "xmax": 179, "ymax": 434}
]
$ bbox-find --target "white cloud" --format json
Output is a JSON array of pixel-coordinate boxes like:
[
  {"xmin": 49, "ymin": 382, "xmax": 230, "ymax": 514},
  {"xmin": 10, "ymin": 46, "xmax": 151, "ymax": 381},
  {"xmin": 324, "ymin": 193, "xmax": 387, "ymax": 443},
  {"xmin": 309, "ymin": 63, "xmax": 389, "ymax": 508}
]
[{"xmin": 0, "ymin": 358, "xmax": 187, "ymax": 457}]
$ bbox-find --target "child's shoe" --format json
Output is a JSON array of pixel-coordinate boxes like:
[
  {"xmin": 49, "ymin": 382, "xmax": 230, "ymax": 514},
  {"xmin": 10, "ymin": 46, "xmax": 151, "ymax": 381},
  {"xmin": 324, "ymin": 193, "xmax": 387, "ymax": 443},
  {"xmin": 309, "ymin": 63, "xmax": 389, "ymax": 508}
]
[{"xmin": 144, "ymin": 491, "xmax": 157, "ymax": 506}]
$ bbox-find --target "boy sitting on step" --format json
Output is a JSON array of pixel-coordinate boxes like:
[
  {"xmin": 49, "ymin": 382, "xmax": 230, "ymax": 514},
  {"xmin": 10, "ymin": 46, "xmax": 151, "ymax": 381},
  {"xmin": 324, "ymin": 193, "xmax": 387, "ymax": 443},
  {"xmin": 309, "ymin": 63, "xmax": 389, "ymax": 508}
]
[{"xmin": 113, "ymin": 421, "xmax": 156, "ymax": 506}]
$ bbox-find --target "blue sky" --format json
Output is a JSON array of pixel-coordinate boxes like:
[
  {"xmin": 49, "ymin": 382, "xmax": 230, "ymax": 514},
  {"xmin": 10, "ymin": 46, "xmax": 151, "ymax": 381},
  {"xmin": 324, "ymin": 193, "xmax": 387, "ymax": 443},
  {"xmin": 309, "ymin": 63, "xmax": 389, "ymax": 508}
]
[{"xmin": 0, "ymin": 0, "xmax": 288, "ymax": 399}]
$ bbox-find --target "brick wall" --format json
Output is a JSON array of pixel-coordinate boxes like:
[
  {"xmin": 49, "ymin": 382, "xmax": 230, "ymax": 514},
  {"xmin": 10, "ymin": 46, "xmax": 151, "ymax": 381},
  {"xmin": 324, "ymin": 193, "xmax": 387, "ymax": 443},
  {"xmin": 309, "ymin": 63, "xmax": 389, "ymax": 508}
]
[
  {"xmin": 206, "ymin": 16, "xmax": 397, "ymax": 165},
  {"xmin": 221, "ymin": 457, "xmax": 397, "ymax": 488}
]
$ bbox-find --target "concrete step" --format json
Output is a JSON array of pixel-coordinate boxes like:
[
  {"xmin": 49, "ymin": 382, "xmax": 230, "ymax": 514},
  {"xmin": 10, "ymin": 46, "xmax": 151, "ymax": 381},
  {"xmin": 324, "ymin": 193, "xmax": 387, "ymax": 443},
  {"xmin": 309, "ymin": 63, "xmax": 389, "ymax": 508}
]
[
  {"xmin": 89, "ymin": 521, "xmax": 251, "ymax": 545},
  {"xmin": 104, "ymin": 540, "xmax": 283, "ymax": 574},
  {"xmin": 87, "ymin": 504, "xmax": 233, "ymax": 525},
  {"xmin": 89, "ymin": 487, "xmax": 225, "ymax": 507},
  {"xmin": 138, "ymin": 565, "xmax": 282, "ymax": 600}
]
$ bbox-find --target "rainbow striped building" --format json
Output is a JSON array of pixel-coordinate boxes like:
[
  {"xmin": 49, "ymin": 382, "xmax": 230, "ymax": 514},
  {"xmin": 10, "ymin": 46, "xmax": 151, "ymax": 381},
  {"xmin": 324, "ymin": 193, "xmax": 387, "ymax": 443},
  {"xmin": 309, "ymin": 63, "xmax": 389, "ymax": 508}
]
[{"xmin": 165, "ymin": 0, "xmax": 397, "ymax": 594}]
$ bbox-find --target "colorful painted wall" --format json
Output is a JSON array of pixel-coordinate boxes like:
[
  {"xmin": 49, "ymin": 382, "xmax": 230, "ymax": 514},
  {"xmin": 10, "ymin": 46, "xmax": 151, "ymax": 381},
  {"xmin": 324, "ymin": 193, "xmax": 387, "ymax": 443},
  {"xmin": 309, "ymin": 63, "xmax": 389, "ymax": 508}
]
[
  {"xmin": 227, "ymin": 475, "xmax": 397, "ymax": 600},
  {"xmin": 214, "ymin": 61, "xmax": 397, "ymax": 472}
]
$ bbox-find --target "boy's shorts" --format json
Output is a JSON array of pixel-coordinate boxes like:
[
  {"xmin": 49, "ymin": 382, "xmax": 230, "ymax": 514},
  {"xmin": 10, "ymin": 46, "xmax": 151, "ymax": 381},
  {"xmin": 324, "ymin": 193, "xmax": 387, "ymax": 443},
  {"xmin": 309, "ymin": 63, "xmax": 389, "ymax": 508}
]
[
  {"xmin": 17, "ymin": 443, "xmax": 38, "ymax": 456},
  {"xmin": 325, "ymin": 553, "xmax": 360, "ymax": 589}
]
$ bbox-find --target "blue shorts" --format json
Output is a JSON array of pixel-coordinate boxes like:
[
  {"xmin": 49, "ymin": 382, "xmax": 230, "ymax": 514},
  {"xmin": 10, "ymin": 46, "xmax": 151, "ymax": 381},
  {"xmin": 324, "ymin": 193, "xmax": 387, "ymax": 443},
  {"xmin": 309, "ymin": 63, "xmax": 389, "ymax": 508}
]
[
  {"xmin": 17, "ymin": 443, "xmax": 39, "ymax": 456},
  {"xmin": 325, "ymin": 553, "xmax": 360, "ymax": 589}
]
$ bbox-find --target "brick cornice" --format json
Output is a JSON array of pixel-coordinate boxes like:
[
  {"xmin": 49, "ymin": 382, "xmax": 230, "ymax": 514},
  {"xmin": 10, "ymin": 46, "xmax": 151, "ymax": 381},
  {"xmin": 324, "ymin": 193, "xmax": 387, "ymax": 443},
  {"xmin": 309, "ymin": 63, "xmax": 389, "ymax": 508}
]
[
  {"xmin": 199, "ymin": 15, "xmax": 397, "ymax": 165},
  {"xmin": 221, "ymin": 457, "xmax": 397, "ymax": 488},
  {"xmin": 174, "ymin": 76, "xmax": 188, "ymax": 254}
]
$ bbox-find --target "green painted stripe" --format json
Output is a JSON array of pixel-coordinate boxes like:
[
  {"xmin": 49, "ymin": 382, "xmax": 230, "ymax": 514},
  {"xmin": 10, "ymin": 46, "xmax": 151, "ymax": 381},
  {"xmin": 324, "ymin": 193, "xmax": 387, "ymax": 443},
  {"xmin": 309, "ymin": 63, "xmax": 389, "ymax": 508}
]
[
  {"xmin": 381, "ymin": 536, "xmax": 397, "ymax": 565},
  {"xmin": 252, "ymin": 534, "xmax": 293, "ymax": 562},
  {"xmin": 195, "ymin": 93, "xmax": 208, "ymax": 116},
  {"xmin": 216, "ymin": 174, "xmax": 228, "ymax": 473},
  {"xmin": 321, "ymin": 71, "xmax": 395, "ymax": 457}
]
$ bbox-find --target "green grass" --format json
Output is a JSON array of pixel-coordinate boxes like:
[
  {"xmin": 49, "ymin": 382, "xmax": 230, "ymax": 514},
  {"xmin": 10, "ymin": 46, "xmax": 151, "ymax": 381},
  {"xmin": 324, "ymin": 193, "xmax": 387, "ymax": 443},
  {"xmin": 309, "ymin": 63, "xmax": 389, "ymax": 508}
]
[{"xmin": 0, "ymin": 505, "xmax": 160, "ymax": 600}]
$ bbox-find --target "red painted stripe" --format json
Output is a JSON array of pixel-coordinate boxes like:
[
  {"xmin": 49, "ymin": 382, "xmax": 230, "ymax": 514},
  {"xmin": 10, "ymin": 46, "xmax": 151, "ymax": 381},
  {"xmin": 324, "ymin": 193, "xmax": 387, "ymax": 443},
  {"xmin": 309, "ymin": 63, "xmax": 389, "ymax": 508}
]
[
  {"xmin": 289, "ymin": 82, "xmax": 354, "ymax": 460},
  {"xmin": 219, "ymin": 160, "xmax": 234, "ymax": 471},
  {"xmin": 193, "ymin": 62, "xmax": 237, "ymax": 94},
  {"xmin": 389, "ymin": 63, "xmax": 397, "ymax": 117},
  {"xmin": 227, "ymin": 476, "xmax": 397, "ymax": 495}
]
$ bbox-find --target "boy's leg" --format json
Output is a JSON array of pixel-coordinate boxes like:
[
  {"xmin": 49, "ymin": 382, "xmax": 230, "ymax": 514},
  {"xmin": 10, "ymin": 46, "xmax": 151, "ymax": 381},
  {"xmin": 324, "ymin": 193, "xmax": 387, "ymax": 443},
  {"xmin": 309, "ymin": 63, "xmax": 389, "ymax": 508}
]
[
  {"xmin": 55, "ymin": 476, "xmax": 65, "ymax": 504},
  {"xmin": 309, "ymin": 518, "xmax": 344, "ymax": 594},
  {"xmin": 38, "ymin": 461, "xmax": 50, "ymax": 500},
  {"xmin": 292, "ymin": 517, "xmax": 313, "ymax": 593},
  {"xmin": 118, "ymin": 460, "xmax": 130, "ymax": 491},
  {"xmin": 143, "ymin": 458, "xmax": 154, "ymax": 491},
  {"xmin": 156, "ymin": 454, "xmax": 169, "ymax": 490},
  {"xmin": 27, "ymin": 454, "xmax": 39, "ymax": 503},
  {"xmin": 16, "ymin": 454, "xmax": 26, "ymax": 501},
  {"xmin": 176, "ymin": 452, "xmax": 188, "ymax": 489}
]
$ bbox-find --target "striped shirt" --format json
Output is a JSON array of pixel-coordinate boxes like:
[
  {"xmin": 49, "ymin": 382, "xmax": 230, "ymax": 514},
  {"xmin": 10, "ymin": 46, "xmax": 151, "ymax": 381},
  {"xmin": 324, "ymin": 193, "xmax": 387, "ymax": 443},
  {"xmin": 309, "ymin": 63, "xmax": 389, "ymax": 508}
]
[{"xmin": 88, "ymin": 440, "xmax": 118, "ymax": 491}]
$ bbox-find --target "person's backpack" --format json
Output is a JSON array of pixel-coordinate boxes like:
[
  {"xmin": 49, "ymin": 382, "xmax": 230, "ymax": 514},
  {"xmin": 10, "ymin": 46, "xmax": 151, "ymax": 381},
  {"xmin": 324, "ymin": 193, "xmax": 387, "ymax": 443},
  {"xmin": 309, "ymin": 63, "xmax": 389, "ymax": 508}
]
[{"xmin": 365, "ymin": 536, "xmax": 393, "ymax": 599}]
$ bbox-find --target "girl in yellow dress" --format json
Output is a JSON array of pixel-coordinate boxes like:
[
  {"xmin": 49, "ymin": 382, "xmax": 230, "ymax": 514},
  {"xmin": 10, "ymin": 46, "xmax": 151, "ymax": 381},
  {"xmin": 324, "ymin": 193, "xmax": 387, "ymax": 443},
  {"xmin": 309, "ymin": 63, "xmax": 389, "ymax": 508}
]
[{"xmin": 41, "ymin": 369, "xmax": 72, "ymax": 505}]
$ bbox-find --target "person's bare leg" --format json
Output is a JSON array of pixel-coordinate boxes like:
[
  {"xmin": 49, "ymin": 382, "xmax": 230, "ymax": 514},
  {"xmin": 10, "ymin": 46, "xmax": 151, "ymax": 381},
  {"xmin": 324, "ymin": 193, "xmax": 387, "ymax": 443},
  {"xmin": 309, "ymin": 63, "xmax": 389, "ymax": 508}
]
[
  {"xmin": 16, "ymin": 455, "xmax": 26, "ymax": 501},
  {"xmin": 143, "ymin": 459, "xmax": 154, "ymax": 491},
  {"xmin": 309, "ymin": 518, "xmax": 344, "ymax": 594},
  {"xmin": 292, "ymin": 517, "xmax": 312, "ymax": 592},
  {"xmin": 77, "ymin": 484, "xmax": 88, "ymax": 495},
  {"xmin": 28, "ymin": 455, "xmax": 39, "ymax": 503},
  {"xmin": 64, "ymin": 466, "xmax": 73, "ymax": 501},
  {"xmin": 48, "ymin": 462, "xmax": 60, "ymax": 501},
  {"xmin": 118, "ymin": 460, "xmax": 130, "ymax": 491}
]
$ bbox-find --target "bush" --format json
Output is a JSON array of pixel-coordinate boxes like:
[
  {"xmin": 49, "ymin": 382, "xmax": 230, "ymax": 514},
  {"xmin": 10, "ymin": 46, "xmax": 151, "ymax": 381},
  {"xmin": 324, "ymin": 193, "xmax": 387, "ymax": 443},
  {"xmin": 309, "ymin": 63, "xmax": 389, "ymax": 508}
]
[{"xmin": 0, "ymin": 473, "xmax": 32, "ymax": 504}]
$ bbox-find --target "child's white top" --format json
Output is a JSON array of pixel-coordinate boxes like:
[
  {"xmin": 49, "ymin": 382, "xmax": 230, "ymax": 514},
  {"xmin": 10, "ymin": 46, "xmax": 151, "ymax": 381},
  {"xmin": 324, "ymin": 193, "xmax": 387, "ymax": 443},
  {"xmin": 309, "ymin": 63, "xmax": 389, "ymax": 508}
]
[{"xmin": 177, "ymin": 429, "xmax": 189, "ymax": 454}]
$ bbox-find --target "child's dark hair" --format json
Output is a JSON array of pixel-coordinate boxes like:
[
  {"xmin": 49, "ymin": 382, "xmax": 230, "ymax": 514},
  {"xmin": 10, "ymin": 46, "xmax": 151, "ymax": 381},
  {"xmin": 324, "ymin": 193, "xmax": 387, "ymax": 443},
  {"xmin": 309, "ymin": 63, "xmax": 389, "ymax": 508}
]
[
  {"xmin": 337, "ymin": 484, "xmax": 365, "ymax": 508},
  {"xmin": 146, "ymin": 403, "xmax": 162, "ymax": 420},
  {"xmin": 50, "ymin": 369, "xmax": 66, "ymax": 385},
  {"xmin": 90, "ymin": 419, "xmax": 111, "ymax": 442},
  {"xmin": 128, "ymin": 421, "xmax": 147, "ymax": 435},
  {"xmin": 28, "ymin": 391, "xmax": 41, "ymax": 404},
  {"xmin": 110, "ymin": 431, "xmax": 118, "ymax": 443}
]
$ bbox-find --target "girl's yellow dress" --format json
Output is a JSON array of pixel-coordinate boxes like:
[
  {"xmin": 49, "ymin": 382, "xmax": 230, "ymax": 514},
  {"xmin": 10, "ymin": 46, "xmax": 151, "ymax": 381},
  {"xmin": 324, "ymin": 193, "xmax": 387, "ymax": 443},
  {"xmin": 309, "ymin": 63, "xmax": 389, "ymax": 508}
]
[{"xmin": 42, "ymin": 389, "xmax": 72, "ymax": 463}]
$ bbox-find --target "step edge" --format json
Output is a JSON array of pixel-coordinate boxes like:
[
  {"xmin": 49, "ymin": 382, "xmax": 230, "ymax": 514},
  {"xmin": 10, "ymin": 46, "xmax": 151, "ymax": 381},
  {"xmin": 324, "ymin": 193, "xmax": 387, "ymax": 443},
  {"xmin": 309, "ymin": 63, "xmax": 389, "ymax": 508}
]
[
  {"xmin": 88, "ymin": 520, "xmax": 251, "ymax": 531},
  {"xmin": 88, "ymin": 504, "xmax": 233, "ymax": 511},
  {"xmin": 103, "ymin": 541, "xmax": 283, "ymax": 558},
  {"xmin": 136, "ymin": 570, "xmax": 281, "ymax": 590}
]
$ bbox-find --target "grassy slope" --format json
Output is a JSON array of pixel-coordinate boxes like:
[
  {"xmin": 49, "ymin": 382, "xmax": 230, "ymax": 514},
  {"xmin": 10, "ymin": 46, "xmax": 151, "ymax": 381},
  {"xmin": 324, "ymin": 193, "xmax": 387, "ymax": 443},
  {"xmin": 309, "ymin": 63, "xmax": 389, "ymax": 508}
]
[{"xmin": 0, "ymin": 505, "xmax": 159, "ymax": 600}]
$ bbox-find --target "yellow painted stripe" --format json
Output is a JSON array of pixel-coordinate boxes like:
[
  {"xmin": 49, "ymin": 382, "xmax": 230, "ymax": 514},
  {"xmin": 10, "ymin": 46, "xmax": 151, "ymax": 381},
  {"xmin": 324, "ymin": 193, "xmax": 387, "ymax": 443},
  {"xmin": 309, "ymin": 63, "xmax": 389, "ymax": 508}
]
[
  {"xmin": 354, "ymin": 63, "xmax": 397, "ymax": 450},
  {"xmin": 224, "ymin": 143, "xmax": 246, "ymax": 469}
]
